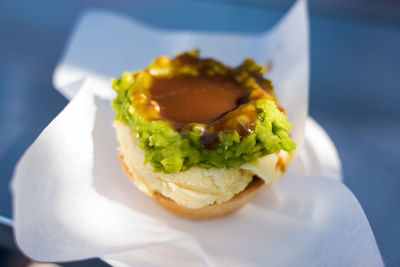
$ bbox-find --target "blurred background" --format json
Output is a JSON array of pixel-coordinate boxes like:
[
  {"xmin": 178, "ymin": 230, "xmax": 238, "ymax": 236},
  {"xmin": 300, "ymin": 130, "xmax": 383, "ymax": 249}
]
[{"xmin": 0, "ymin": 0, "xmax": 399, "ymax": 266}]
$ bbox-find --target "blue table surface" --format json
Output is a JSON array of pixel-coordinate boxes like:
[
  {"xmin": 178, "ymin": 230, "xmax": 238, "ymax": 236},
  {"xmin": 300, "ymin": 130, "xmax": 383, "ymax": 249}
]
[{"xmin": 0, "ymin": 0, "xmax": 399, "ymax": 266}]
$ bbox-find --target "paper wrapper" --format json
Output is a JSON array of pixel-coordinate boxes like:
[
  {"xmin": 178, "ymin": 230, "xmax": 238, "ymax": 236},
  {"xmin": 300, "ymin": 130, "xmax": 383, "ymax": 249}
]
[{"xmin": 12, "ymin": 0, "xmax": 382, "ymax": 266}]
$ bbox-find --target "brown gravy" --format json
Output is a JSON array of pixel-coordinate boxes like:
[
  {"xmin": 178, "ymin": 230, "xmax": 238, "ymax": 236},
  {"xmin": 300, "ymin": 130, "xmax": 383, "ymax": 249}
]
[{"xmin": 150, "ymin": 75, "xmax": 247, "ymax": 128}]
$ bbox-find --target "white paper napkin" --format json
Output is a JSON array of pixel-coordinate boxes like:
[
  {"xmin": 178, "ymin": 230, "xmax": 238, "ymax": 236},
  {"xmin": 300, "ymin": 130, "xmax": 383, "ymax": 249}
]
[
  {"xmin": 12, "ymin": 0, "xmax": 382, "ymax": 266},
  {"xmin": 12, "ymin": 80, "xmax": 382, "ymax": 266}
]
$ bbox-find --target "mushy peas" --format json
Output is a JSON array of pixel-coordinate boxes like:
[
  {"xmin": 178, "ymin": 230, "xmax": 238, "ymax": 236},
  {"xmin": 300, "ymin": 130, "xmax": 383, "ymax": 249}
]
[{"xmin": 112, "ymin": 50, "xmax": 295, "ymax": 174}]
